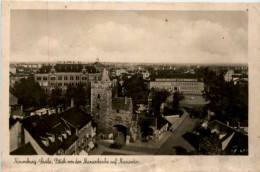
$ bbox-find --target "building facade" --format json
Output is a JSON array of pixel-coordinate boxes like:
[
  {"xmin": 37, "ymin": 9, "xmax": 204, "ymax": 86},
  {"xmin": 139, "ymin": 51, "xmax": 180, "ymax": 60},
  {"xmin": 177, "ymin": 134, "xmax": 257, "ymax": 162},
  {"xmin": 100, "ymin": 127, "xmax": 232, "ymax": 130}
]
[
  {"xmin": 34, "ymin": 63, "xmax": 101, "ymax": 95},
  {"xmin": 150, "ymin": 78, "xmax": 204, "ymax": 95},
  {"xmin": 15, "ymin": 107, "xmax": 96, "ymax": 155}
]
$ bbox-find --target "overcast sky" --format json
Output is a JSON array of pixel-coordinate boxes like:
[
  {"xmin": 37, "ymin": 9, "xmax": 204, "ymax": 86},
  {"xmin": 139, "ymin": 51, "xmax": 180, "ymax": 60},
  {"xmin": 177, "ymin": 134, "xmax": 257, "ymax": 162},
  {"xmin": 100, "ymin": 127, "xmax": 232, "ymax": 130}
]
[{"xmin": 11, "ymin": 10, "xmax": 248, "ymax": 64}]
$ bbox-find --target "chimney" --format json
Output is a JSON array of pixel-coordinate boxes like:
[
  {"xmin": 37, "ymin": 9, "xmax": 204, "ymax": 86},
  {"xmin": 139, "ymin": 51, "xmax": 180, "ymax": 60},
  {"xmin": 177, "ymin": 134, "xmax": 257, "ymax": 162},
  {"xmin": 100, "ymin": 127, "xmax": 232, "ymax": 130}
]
[
  {"xmin": 71, "ymin": 98, "xmax": 74, "ymax": 108},
  {"xmin": 125, "ymin": 97, "xmax": 127, "ymax": 105},
  {"xmin": 237, "ymin": 122, "xmax": 240, "ymax": 130}
]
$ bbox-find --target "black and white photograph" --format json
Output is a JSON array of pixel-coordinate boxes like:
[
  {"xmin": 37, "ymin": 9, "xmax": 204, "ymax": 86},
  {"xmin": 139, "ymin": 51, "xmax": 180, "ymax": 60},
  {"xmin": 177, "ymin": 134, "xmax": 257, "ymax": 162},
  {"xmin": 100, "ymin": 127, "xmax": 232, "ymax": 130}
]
[
  {"xmin": 8, "ymin": 9, "xmax": 249, "ymax": 156},
  {"xmin": 3, "ymin": 1, "xmax": 260, "ymax": 172}
]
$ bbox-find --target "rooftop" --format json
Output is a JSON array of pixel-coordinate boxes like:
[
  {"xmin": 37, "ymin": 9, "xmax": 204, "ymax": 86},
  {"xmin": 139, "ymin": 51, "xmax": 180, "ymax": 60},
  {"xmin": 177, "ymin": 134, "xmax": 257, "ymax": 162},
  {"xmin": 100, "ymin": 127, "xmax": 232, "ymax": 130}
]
[
  {"xmin": 10, "ymin": 142, "xmax": 37, "ymax": 155},
  {"xmin": 21, "ymin": 107, "xmax": 92, "ymax": 155},
  {"xmin": 37, "ymin": 64, "xmax": 99, "ymax": 73}
]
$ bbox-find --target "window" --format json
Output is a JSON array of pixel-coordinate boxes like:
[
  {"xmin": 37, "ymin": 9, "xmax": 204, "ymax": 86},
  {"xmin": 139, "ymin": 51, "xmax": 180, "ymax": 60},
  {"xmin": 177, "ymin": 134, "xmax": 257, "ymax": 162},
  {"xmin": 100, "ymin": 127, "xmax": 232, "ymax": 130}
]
[
  {"xmin": 58, "ymin": 76, "xmax": 62, "ymax": 80},
  {"xmin": 58, "ymin": 83, "xmax": 62, "ymax": 86},
  {"xmin": 70, "ymin": 76, "xmax": 74, "ymax": 80},
  {"xmin": 96, "ymin": 115, "xmax": 100, "ymax": 119},
  {"xmin": 98, "ymin": 94, "xmax": 100, "ymax": 99},
  {"xmin": 97, "ymin": 104, "xmax": 100, "ymax": 109},
  {"xmin": 51, "ymin": 77, "xmax": 56, "ymax": 80},
  {"xmin": 76, "ymin": 76, "xmax": 80, "ymax": 80},
  {"xmin": 116, "ymin": 109, "xmax": 119, "ymax": 113},
  {"xmin": 51, "ymin": 83, "xmax": 56, "ymax": 86},
  {"xmin": 64, "ymin": 76, "xmax": 68, "ymax": 80},
  {"xmin": 82, "ymin": 77, "xmax": 87, "ymax": 80},
  {"xmin": 43, "ymin": 77, "xmax": 48, "ymax": 81},
  {"xmin": 37, "ymin": 77, "xmax": 41, "ymax": 81}
]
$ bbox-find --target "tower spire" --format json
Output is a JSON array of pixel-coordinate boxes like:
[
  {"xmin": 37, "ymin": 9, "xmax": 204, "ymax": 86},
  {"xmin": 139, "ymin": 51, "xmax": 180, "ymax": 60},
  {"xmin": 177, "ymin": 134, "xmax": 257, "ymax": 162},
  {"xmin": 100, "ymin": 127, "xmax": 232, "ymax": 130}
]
[
  {"xmin": 101, "ymin": 68, "xmax": 110, "ymax": 82},
  {"xmin": 96, "ymin": 55, "xmax": 99, "ymax": 62}
]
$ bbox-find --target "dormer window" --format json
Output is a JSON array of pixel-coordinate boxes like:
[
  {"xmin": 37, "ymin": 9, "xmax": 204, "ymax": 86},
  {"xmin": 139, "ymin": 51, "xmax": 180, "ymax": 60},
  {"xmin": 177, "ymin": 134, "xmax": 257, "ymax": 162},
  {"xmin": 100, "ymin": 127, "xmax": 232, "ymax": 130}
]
[
  {"xmin": 40, "ymin": 137, "xmax": 49, "ymax": 146},
  {"xmin": 47, "ymin": 133, "xmax": 55, "ymax": 142},
  {"xmin": 66, "ymin": 129, "xmax": 71, "ymax": 136},
  {"xmin": 62, "ymin": 132, "xmax": 67, "ymax": 139},
  {"xmin": 58, "ymin": 135, "xmax": 63, "ymax": 142}
]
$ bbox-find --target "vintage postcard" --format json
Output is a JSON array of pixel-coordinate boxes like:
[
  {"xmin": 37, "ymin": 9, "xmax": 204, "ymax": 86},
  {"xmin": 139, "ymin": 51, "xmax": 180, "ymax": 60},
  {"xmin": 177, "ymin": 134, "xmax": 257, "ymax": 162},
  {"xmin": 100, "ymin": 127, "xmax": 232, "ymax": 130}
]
[{"xmin": 1, "ymin": 1, "xmax": 260, "ymax": 171}]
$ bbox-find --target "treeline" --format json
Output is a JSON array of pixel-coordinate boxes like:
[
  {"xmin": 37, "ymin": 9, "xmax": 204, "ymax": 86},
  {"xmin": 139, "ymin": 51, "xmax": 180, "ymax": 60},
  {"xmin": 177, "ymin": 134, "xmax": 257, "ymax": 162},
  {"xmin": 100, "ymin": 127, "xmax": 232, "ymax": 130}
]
[{"xmin": 10, "ymin": 75, "xmax": 90, "ymax": 110}]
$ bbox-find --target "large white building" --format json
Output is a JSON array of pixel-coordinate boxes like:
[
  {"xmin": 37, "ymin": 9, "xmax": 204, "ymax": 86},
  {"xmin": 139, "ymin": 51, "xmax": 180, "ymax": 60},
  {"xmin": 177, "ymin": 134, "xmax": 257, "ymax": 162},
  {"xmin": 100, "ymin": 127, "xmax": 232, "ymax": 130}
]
[{"xmin": 150, "ymin": 77, "xmax": 204, "ymax": 95}]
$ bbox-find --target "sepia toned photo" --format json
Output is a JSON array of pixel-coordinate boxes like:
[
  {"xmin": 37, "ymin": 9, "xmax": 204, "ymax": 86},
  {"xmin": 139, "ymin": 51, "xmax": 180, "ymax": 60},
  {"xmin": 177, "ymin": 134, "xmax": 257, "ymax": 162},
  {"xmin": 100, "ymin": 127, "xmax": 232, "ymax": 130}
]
[
  {"xmin": 9, "ymin": 10, "xmax": 248, "ymax": 156},
  {"xmin": 2, "ymin": 1, "xmax": 260, "ymax": 172}
]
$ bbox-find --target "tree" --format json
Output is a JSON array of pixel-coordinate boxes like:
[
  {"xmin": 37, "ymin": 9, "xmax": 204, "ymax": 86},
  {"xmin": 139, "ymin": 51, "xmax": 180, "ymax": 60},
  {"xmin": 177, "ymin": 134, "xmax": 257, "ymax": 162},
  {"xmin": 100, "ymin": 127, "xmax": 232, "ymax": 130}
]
[
  {"xmin": 151, "ymin": 89, "xmax": 170, "ymax": 115},
  {"xmin": 122, "ymin": 74, "xmax": 149, "ymax": 102},
  {"xmin": 137, "ymin": 112, "xmax": 155, "ymax": 141},
  {"xmin": 10, "ymin": 75, "xmax": 47, "ymax": 109},
  {"xmin": 49, "ymin": 86, "xmax": 62, "ymax": 113},
  {"xmin": 198, "ymin": 133, "xmax": 222, "ymax": 155},
  {"xmin": 65, "ymin": 84, "xmax": 87, "ymax": 108},
  {"xmin": 201, "ymin": 69, "xmax": 248, "ymax": 126},
  {"xmin": 172, "ymin": 91, "xmax": 185, "ymax": 113}
]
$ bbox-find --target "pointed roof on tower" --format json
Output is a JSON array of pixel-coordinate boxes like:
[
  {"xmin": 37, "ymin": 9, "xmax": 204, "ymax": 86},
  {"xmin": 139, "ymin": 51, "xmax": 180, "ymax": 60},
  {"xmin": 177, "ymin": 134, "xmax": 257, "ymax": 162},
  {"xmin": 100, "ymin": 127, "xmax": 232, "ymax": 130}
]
[{"xmin": 101, "ymin": 68, "xmax": 110, "ymax": 82}]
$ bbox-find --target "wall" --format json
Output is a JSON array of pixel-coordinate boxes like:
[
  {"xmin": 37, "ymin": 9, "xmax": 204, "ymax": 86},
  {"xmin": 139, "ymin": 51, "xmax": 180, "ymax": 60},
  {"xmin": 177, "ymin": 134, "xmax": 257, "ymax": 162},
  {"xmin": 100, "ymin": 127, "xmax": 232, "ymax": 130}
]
[
  {"xmin": 24, "ymin": 129, "xmax": 47, "ymax": 155},
  {"xmin": 10, "ymin": 122, "xmax": 21, "ymax": 152},
  {"xmin": 150, "ymin": 81, "xmax": 204, "ymax": 94}
]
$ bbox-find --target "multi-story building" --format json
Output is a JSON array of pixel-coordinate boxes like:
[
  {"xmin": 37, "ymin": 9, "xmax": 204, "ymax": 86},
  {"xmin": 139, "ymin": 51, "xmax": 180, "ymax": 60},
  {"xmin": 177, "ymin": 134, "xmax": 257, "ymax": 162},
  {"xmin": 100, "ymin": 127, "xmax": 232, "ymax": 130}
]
[
  {"xmin": 150, "ymin": 74, "xmax": 204, "ymax": 95},
  {"xmin": 34, "ymin": 62, "xmax": 101, "ymax": 95},
  {"xmin": 11, "ymin": 106, "xmax": 96, "ymax": 155}
]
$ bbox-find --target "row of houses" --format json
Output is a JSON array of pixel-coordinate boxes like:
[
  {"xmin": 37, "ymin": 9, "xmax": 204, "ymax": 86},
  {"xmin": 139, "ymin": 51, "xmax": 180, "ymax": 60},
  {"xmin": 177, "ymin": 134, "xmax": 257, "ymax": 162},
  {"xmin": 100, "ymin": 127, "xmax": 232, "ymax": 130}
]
[{"xmin": 10, "ymin": 93, "xmax": 96, "ymax": 155}]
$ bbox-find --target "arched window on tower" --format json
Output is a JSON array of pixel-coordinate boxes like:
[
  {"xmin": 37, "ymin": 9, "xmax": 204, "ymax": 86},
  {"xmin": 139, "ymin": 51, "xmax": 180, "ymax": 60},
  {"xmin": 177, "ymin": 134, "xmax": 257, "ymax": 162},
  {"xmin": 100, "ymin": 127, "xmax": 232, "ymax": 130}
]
[
  {"xmin": 98, "ymin": 94, "xmax": 100, "ymax": 99},
  {"xmin": 97, "ymin": 103, "xmax": 100, "ymax": 109}
]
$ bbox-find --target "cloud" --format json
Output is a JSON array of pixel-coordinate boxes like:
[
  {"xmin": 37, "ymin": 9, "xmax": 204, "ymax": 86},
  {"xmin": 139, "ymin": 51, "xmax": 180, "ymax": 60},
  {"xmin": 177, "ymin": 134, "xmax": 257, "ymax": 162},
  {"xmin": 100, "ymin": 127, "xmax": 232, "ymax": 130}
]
[
  {"xmin": 11, "ymin": 11, "xmax": 248, "ymax": 63},
  {"xmin": 83, "ymin": 16, "xmax": 247, "ymax": 63}
]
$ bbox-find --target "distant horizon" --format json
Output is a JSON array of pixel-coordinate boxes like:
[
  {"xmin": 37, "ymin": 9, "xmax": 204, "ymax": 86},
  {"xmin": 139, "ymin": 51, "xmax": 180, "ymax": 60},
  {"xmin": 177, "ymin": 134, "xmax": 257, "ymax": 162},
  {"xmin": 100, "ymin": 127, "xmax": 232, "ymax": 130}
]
[{"xmin": 10, "ymin": 60, "xmax": 248, "ymax": 66}]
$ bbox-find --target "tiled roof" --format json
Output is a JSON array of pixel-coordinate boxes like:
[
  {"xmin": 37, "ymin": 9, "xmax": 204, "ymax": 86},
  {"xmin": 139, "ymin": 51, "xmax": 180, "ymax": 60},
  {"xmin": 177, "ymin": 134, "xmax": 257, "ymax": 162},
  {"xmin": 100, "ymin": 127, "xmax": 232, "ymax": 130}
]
[
  {"xmin": 101, "ymin": 68, "xmax": 110, "ymax": 82},
  {"xmin": 62, "ymin": 134, "xmax": 79, "ymax": 150},
  {"xmin": 38, "ymin": 64, "xmax": 99, "ymax": 73},
  {"xmin": 112, "ymin": 97, "xmax": 132, "ymax": 111},
  {"xmin": 38, "ymin": 65, "xmax": 52, "ymax": 73},
  {"xmin": 150, "ymin": 73, "xmax": 202, "ymax": 81},
  {"xmin": 10, "ymin": 142, "xmax": 37, "ymax": 155},
  {"xmin": 60, "ymin": 107, "xmax": 92, "ymax": 130},
  {"xmin": 21, "ymin": 107, "xmax": 92, "ymax": 155},
  {"xmin": 208, "ymin": 120, "xmax": 248, "ymax": 151},
  {"xmin": 93, "ymin": 62, "xmax": 105, "ymax": 67},
  {"xmin": 55, "ymin": 64, "xmax": 83, "ymax": 72}
]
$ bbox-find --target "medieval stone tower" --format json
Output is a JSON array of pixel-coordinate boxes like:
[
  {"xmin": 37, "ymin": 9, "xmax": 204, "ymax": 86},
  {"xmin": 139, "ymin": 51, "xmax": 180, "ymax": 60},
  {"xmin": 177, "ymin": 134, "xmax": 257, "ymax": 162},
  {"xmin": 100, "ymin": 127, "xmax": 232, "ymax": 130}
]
[{"xmin": 91, "ymin": 68, "xmax": 113, "ymax": 135}]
